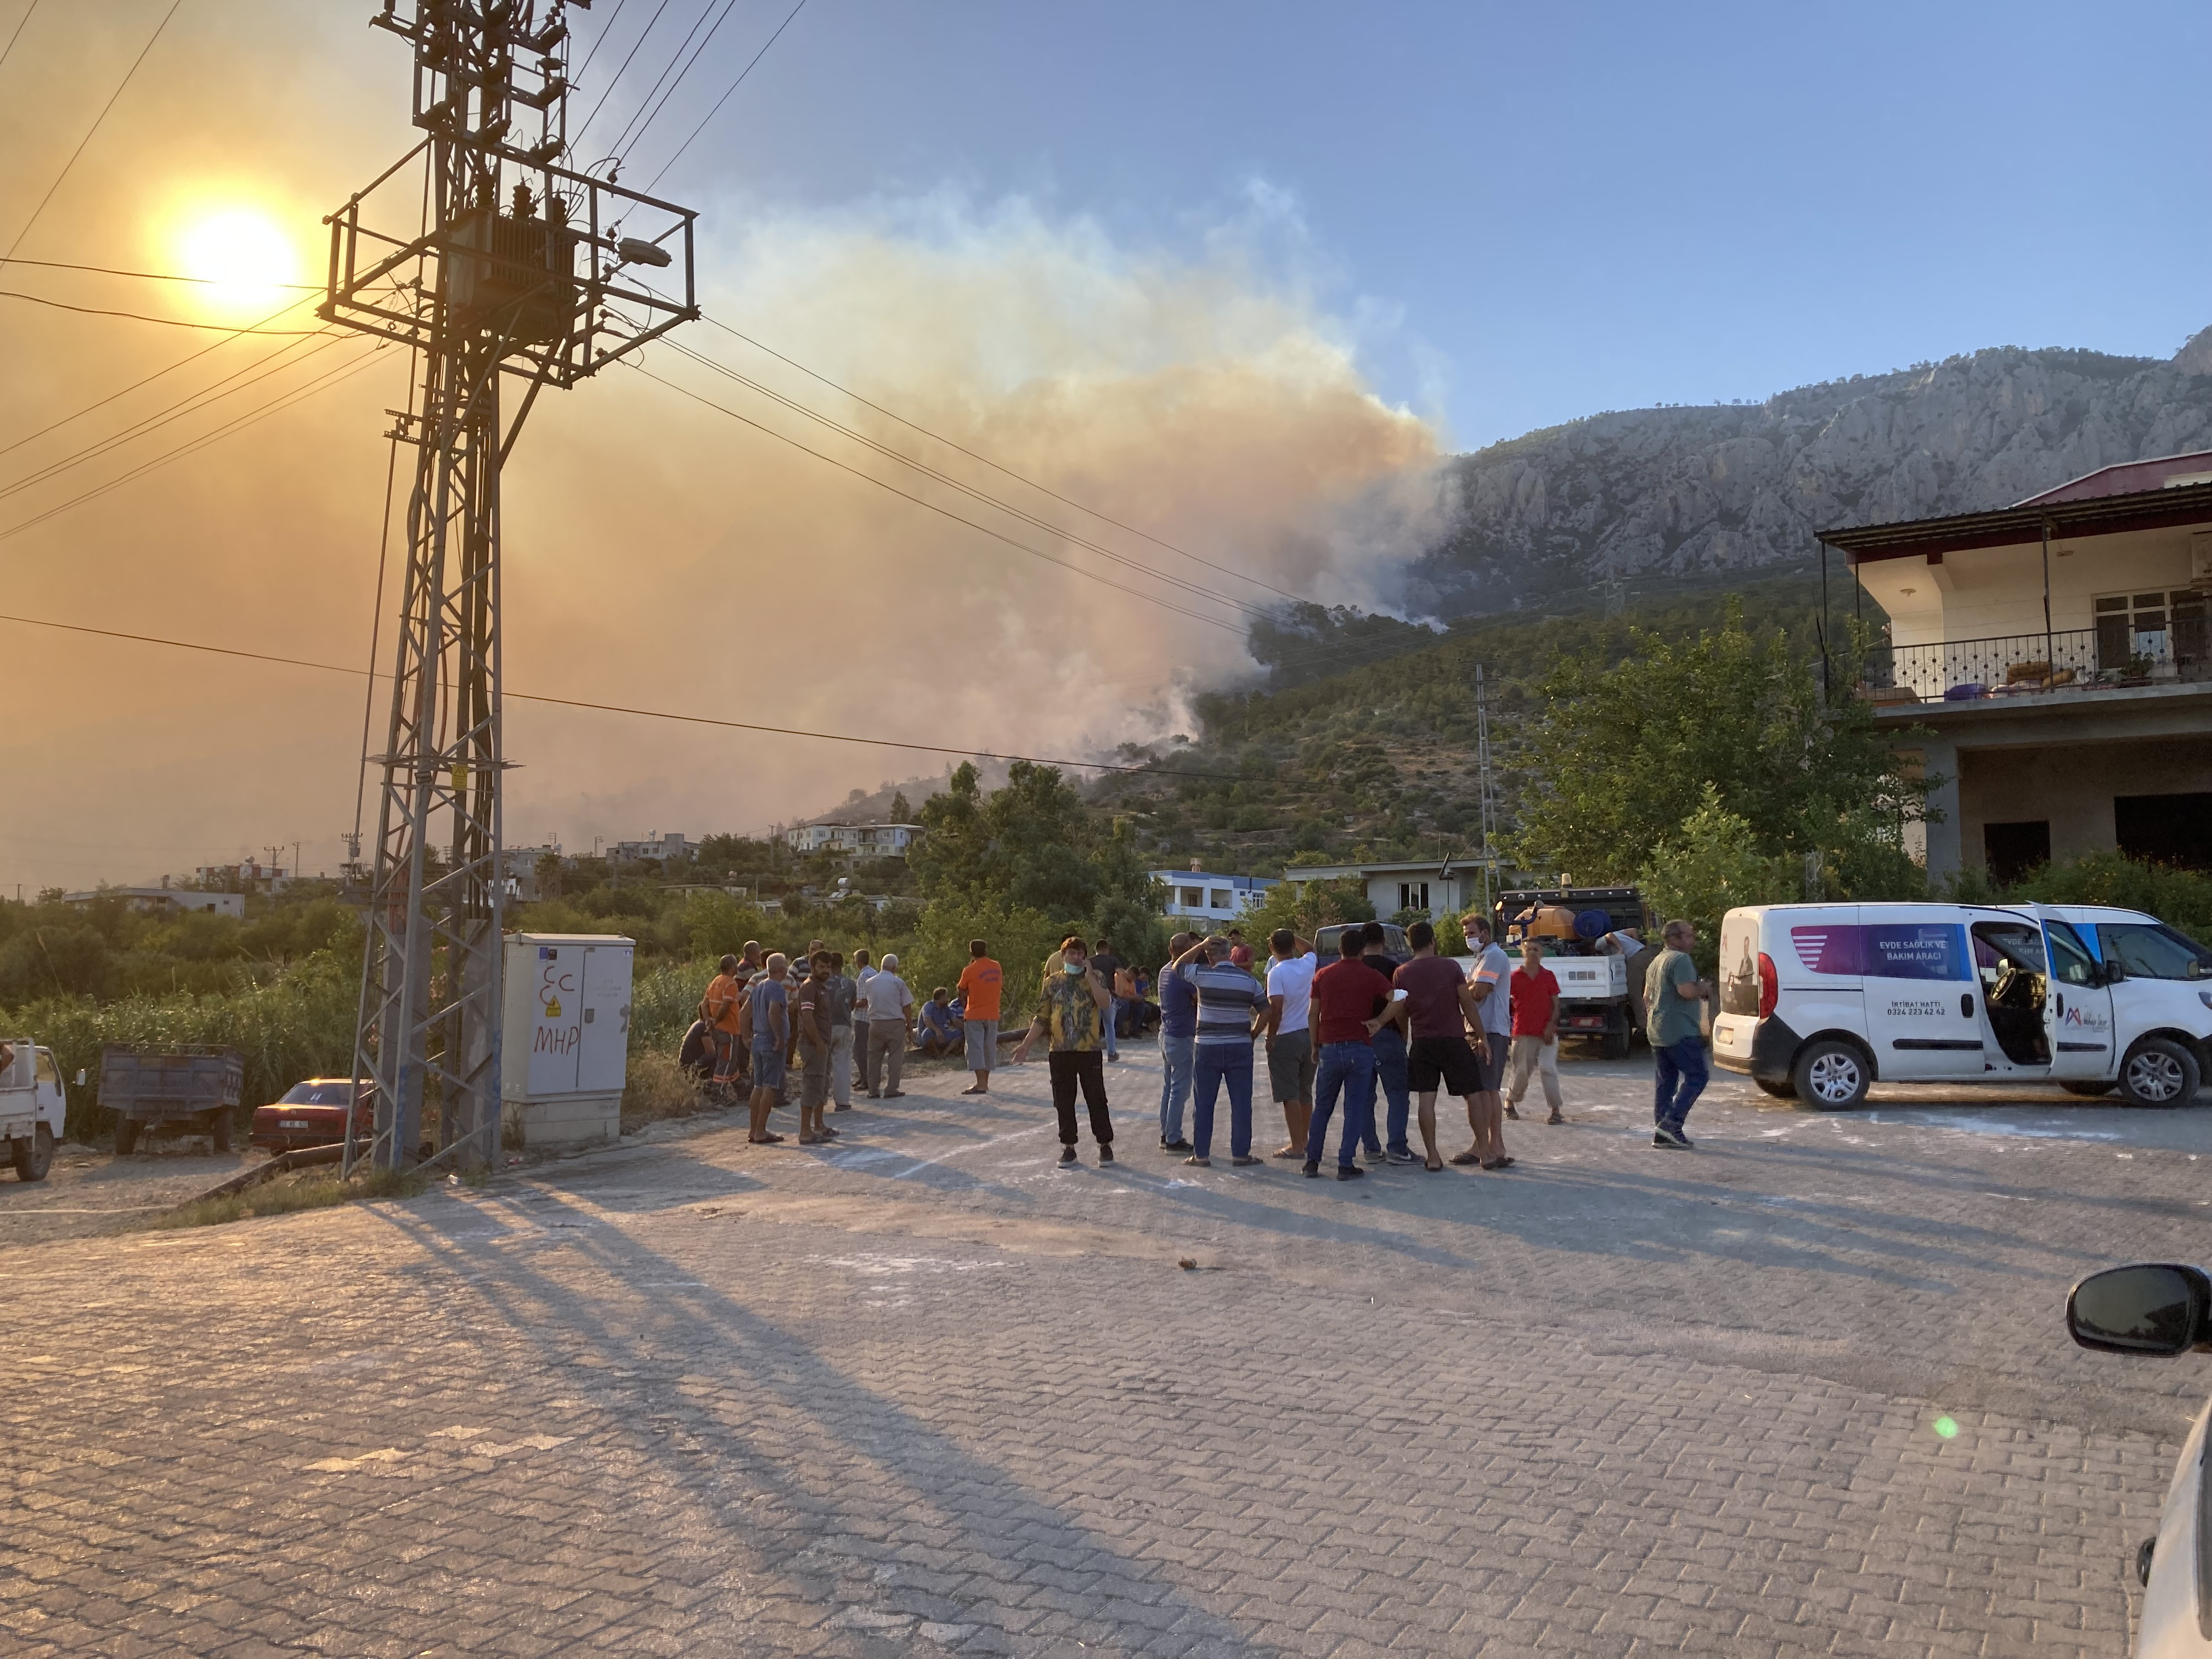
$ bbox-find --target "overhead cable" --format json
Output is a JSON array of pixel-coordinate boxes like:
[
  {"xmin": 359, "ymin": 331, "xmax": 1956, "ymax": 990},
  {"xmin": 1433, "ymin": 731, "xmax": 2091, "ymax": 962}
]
[
  {"xmin": 0, "ymin": 288, "xmax": 325, "ymax": 332},
  {"xmin": 0, "ymin": 0, "xmax": 41, "ymax": 78},
  {"xmin": 570, "ymin": 0, "xmax": 679, "ymax": 157},
  {"xmin": 605, "ymin": 0, "xmax": 743, "ymax": 165},
  {"xmin": 0, "ymin": 291, "xmax": 323, "ymax": 461},
  {"xmin": 1, "ymin": 0, "xmax": 184, "ymax": 266},
  {"xmin": 641, "ymin": 0, "xmax": 809, "ymax": 194},
  {"xmin": 694, "ymin": 310, "xmax": 1314, "ymax": 607},
  {"xmin": 0, "ymin": 610, "xmax": 1243, "ymax": 780},
  {"xmin": 627, "ymin": 358, "xmax": 1249, "ymax": 635},
  {"xmin": 0, "ymin": 342, "xmax": 393, "ymax": 545},
  {"xmin": 4, "ymin": 255, "xmax": 321, "ymax": 290}
]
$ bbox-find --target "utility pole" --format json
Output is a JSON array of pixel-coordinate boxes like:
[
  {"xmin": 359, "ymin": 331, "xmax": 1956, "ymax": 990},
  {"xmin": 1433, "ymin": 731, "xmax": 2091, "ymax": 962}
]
[
  {"xmin": 324, "ymin": 0, "xmax": 697, "ymax": 1173},
  {"xmin": 1475, "ymin": 664, "xmax": 1499, "ymax": 918}
]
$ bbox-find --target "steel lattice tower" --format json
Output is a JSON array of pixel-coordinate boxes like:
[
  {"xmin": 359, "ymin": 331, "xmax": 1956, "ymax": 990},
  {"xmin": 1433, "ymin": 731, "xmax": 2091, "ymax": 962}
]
[{"xmin": 323, "ymin": 0, "xmax": 698, "ymax": 1172}]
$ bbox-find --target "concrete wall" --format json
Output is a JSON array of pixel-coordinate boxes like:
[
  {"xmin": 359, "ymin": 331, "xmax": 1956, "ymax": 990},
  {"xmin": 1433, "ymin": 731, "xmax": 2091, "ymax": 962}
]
[
  {"xmin": 1957, "ymin": 737, "xmax": 2212, "ymax": 870},
  {"xmin": 1853, "ymin": 523, "xmax": 2198, "ymax": 647}
]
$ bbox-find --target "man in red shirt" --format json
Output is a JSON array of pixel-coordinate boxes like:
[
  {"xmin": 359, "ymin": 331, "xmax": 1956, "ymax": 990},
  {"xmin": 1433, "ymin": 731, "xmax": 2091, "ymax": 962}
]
[
  {"xmin": 1301, "ymin": 931, "xmax": 1396, "ymax": 1180},
  {"xmin": 1505, "ymin": 937, "xmax": 1564, "ymax": 1128},
  {"xmin": 1394, "ymin": 921, "xmax": 1500, "ymax": 1171}
]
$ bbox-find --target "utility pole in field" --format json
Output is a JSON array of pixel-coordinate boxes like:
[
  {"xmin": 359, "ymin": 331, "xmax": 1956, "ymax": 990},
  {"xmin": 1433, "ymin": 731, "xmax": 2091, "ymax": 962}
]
[
  {"xmin": 323, "ymin": 0, "xmax": 698, "ymax": 1173},
  {"xmin": 1475, "ymin": 664, "xmax": 1499, "ymax": 918}
]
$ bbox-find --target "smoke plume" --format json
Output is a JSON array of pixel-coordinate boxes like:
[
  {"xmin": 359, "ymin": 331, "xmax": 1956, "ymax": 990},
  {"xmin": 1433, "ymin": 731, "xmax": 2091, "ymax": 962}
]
[{"xmin": 0, "ymin": 4, "xmax": 1442, "ymax": 890}]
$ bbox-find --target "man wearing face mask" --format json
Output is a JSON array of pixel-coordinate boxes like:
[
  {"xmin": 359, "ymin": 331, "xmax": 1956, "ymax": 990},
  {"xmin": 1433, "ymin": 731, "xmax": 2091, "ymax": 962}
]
[{"xmin": 1012, "ymin": 934, "xmax": 1116, "ymax": 1166}]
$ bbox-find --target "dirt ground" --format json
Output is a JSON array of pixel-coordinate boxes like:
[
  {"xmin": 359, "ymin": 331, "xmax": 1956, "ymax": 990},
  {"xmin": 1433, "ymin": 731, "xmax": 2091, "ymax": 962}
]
[{"xmin": 0, "ymin": 1133, "xmax": 274, "ymax": 1246}]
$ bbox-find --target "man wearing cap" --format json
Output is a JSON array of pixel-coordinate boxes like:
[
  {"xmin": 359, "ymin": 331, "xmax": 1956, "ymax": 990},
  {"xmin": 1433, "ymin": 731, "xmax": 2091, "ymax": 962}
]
[{"xmin": 862, "ymin": 951, "xmax": 915, "ymax": 1098}]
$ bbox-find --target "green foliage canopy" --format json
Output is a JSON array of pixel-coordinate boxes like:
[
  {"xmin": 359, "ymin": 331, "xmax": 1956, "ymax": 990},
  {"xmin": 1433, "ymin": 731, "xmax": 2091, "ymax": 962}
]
[{"xmin": 1510, "ymin": 602, "xmax": 1926, "ymax": 900}]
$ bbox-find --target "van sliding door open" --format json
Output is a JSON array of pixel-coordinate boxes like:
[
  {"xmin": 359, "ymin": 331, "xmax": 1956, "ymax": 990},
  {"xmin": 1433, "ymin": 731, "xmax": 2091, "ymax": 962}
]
[
  {"xmin": 1969, "ymin": 921, "xmax": 2053, "ymax": 1073},
  {"xmin": 2035, "ymin": 914, "xmax": 2114, "ymax": 1081}
]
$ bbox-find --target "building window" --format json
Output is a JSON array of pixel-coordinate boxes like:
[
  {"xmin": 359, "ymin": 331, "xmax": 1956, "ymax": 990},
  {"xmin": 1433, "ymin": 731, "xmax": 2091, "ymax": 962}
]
[
  {"xmin": 1982, "ymin": 821, "xmax": 2050, "ymax": 885},
  {"xmin": 2096, "ymin": 590, "xmax": 2208, "ymax": 674},
  {"xmin": 1398, "ymin": 882, "xmax": 1430, "ymax": 913},
  {"xmin": 2116, "ymin": 793, "xmax": 2212, "ymax": 872},
  {"xmin": 1180, "ymin": 887, "xmax": 1203, "ymax": 909},
  {"xmin": 1210, "ymin": 889, "xmax": 1231, "ymax": 910}
]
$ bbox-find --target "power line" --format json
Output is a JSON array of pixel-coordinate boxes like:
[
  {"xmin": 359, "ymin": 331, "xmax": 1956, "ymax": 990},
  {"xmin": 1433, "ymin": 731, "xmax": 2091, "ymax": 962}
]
[
  {"xmin": 627, "ymin": 357, "xmax": 1249, "ymax": 635},
  {"xmin": 693, "ymin": 310, "xmax": 1314, "ymax": 608},
  {"xmin": 0, "ymin": 287, "xmax": 325, "ymax": 332},
  {"xmin": 1, "ymin": 0, "xmax": 184, "ymax": 266},
  {"xmin": 0, "ymin": 329, "xmax": 346, "ymax": 506},
  {"xmin": 0, "ymin": 291, "xmax": 322, "ymax": 461},
  {"xmin": 4, "ymin": 255, "xmax": 320, "ymax": 290},
  {"xmin": 642, "ymin": 0, "xmax": 808, "ymax": 194},
  {"xmin": 0, "ymin": 609, "xmax": 1245, "ymax": 779},
  {"xmin": 0, "ymin": 341, "xmax": 392, "ymax": 545},
  {"xmin": 605, "ymin": 0, "xmax": 742, "ymax": 165},
  {"xmin": 656, "ymin": 332, "xmax": 1274, "ymax": 624},
  {"xmin": 571, "ymin": 0, "xmax": 679, "ymax": 158},
  {"xmin": 0, "ymin": 0, "xmax": 40, "ymax": 78},
  {"xmin": 569, "ymin": 0, "xmax": 632, "ymax": 88}
]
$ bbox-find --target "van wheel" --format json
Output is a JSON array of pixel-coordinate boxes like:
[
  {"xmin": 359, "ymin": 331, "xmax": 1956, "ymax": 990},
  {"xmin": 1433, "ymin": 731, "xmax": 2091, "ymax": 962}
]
[
  {"xmin": 115, "ymin": 1116, "xmax": 140, "ymax": 1155},
  {"xmin": 2117, "ymin": 1038, "xmax": 2201, "ymax": 1108},
  {"xmin": 2060, "ymin": 1081, "xmax": 2114, "ymax": 1098},
  {"xmin": 1791, "ymin": 1040, "xmax": 1871, "ymax": 1110},
  {"xmin": 1602, "ymin": 1022, "xmax": 1632, "ymax": 1060},
  {"xmin": 1754, "ymin": 1078, "xmax": 1797, "ymax": 1099},
  {"xmin": 10, "ymin": 1125, "xmax": 52, "ymax": 1181}
]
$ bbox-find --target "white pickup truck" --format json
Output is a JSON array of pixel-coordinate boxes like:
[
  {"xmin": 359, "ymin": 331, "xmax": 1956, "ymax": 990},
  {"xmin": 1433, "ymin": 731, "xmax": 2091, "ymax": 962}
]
[{"xmin": 1, "ymin": 1039, "xmax": 65, "ymax": 1181}]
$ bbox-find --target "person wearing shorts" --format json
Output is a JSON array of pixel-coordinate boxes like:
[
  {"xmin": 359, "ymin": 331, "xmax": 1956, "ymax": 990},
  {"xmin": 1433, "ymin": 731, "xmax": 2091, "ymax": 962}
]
[
  {"xmin": 1466, "ymin": 913, "xmax": 1515, "ymax": 1131},
  {"xmin": 1392, "ymin": 922, "xmax": 1503, "ymax": 1171},
  {"xmin": 792, "ymin": 952, "xmax": 838, "ymax": 1144},
  {"xmin": 1262, "ymin": 929, "xmax": 1317, "ymax": 1158},
  {"xmin": 956, "ymin": 939, "xmax": 1003, "ymax": 1096},
  {"xmin": 746, "ymin": 953, "xmax": 790, "ymax": 1146}
]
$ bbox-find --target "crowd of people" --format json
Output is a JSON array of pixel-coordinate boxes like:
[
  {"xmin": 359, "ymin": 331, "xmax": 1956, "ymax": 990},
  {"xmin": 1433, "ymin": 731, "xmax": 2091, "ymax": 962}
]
[{"xmin": 680, "ymin": 912, "xmax": 1717, "ymax": 1165}]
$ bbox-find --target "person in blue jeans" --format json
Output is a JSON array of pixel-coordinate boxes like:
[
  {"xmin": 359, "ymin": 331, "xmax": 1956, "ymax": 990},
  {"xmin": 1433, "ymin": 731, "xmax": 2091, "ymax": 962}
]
[
  {"xmin": 1356, "ymin": 921, "xmax": 1413, "ymax": 1162},
  {"xmin": 1186, "ymin": 938, "xmax": 1268, "ymax": 1167},
  {"xmin": 1645, "ymin": 918, "xmax": 1714, "ymax": 1148},
  {"xmin": 1155, "ymin": 933, "xmax": 1200, "ymax": 1152},
  {"xmin": 1302, "ymin": 930, "xmax": 1396, "ymax": 1180}
]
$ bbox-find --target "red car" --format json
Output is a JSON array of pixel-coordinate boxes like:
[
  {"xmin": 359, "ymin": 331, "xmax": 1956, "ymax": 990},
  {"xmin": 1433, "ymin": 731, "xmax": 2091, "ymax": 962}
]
[{"xmin": 249, "ymin": 1079, "xmax": 373, "ymax": 1152}]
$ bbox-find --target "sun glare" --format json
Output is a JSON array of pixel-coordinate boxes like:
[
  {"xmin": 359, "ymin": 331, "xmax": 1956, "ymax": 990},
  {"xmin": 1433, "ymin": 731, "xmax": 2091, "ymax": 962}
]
[{"xmin": 178, "ymin": 208, "xmax": 302, "ymax": 314}]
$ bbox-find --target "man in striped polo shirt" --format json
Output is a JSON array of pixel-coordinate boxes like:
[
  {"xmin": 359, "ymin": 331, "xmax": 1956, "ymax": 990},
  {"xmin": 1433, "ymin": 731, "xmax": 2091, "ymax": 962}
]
[{"xmin": 1180, "ymin": 935, "xmax": 1269, "ymax": 1167}]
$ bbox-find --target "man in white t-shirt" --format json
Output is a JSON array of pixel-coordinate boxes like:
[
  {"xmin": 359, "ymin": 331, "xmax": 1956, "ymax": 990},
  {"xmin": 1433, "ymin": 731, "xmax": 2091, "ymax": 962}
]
[
  {"xmin": 1465, "ymin": 913, "xmax": 1519, "ymax": 1121},
  {"xmin": 861, "ymin": 952, "xmax": 915, "ymax": 1098},
  {"xmin": 1261, "ymin": 928, "xmax": 1318, "ymax": 1158}
]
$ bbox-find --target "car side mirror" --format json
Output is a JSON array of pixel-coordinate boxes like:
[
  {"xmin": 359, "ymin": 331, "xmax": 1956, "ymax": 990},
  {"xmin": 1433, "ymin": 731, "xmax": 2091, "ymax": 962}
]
[{"xmin": 2068, "ymin": 1263, "xmax": 2212, "ymax": 1355}]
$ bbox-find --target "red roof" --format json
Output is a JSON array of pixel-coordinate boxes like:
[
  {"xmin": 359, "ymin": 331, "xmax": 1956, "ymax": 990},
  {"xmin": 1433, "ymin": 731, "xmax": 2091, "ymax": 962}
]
[{"xmin": 2018, "ymin": 449, "xmax": 2212, "ymax": 505}]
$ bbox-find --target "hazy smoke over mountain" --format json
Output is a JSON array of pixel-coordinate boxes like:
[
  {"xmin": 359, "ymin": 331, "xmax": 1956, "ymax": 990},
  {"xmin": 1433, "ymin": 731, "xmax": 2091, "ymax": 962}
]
[{"xmin": 0, "ymin": 5, "xmax": 1440, "ymax": 888}]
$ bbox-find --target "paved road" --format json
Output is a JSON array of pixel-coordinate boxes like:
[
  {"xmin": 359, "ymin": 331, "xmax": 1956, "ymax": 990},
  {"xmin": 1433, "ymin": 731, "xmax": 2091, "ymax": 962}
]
[{"xmin": 4, "ymin": 1045, "xmax": 2207, "ymax": 1657}]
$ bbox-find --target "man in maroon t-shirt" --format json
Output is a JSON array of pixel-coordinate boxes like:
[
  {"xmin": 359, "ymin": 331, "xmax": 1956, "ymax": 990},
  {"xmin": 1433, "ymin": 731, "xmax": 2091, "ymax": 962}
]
[
  {"xmin": 1302, "ymin": 931, "xmax": 1396, "ymax": 1179},
  {"xmin": 1393, "ymin": 921, "xmax": 1503, "ymax": 1171}
]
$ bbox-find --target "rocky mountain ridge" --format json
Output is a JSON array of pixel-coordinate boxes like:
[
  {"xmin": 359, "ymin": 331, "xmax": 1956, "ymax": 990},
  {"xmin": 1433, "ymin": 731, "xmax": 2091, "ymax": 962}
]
[{"xmin": 1409, "ymin": 326, "xmax": 2212, "ymax": 617}]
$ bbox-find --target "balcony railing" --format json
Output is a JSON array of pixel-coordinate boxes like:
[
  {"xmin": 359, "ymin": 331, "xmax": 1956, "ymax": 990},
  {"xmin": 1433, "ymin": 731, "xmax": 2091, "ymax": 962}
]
[{"xmin": 1858, "ymin": 623, "xmax": 2212, "ymax": 708}]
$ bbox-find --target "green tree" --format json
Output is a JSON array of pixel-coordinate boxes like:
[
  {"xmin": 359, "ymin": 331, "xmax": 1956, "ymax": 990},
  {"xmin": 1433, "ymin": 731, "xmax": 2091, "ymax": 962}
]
[
  {"xmin": 1240, "ymin": 876, "xmax": 1375, "ymax": 944},
  {"xmin": 1511, "ymin": 603, "xmax": 1928, "ymax": 899},
  {"xmin": 1636, "ymin": 785, "xmax": 1797, "ymax": 974}
]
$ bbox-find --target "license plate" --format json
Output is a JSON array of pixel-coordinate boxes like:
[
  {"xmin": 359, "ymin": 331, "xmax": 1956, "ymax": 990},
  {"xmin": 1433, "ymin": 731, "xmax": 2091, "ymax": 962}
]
[{"xmin": 280, "ymin": 1119, "xmax": 311, "ymax": 1128}]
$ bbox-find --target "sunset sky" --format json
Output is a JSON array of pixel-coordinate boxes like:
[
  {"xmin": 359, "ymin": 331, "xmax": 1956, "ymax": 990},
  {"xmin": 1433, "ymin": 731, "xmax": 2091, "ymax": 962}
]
[{"xmin": 0, "ymin": 0, "xmax": 2200, "ymax": 891}]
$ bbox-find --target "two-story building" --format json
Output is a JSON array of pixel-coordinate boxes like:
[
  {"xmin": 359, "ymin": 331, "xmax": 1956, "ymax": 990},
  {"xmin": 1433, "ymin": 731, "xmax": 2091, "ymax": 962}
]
[
  {"xmin": 612, "ymin": 832, "xmax": 691, "ymax": 864},
  {"xmin": 1819, "ymin": 452, "xmax": 2212, "ymax": 882},
  {"xmin": 1151, "ymin": 865, "xmax": 1279, "ymax": 923},
  {"xmin": 1272, "ymin": 857, "xmax": 1479, "ymax": 925},
  {"xmin": 782, "ymin": 822, "xmax": 925, "ymax": 858}
]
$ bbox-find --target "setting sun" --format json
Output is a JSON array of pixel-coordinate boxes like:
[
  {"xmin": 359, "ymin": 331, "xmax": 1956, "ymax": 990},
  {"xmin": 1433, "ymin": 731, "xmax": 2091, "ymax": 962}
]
[{"xmin": 177, "ymin": 207, "xmax": 302, "ymax": 313}]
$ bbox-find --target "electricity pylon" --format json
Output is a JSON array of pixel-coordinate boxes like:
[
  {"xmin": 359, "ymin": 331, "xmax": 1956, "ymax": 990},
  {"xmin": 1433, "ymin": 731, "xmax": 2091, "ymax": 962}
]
[{"xmin": 323, "ymin": 0, "xmax": 698, "ymax": 1172}]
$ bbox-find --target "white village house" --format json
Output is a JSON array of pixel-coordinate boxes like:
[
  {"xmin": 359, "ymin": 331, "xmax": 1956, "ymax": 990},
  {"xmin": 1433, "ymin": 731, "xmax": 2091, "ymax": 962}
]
[{"xmin": 1150, "ymin": 864, "xmax": 1279, "ymax": 923}]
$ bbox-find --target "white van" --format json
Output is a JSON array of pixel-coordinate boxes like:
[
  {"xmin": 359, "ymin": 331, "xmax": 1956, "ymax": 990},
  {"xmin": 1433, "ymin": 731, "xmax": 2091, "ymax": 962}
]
[{"xmin": 1712, "ymin": 902, "xmax": 2212, "ymax": 1109}]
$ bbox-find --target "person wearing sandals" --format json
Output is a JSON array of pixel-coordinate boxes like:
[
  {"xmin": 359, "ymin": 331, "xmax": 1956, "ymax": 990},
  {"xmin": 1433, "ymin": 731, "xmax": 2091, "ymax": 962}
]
[
  {"xmin": 1394, "ymin": 921, "xmax": 1506, "ymax": 1170},
  {"xmin": 1302, "ymin": 929, "xmax": 1396, "ymax": 1181},
  {"xmin": 745, "ymin": 952, "xmax": 791, "ymax": 1146},
  {"xmin": 1012, "ymin": 935, "xmax": 1117, "ymax": 1166}
]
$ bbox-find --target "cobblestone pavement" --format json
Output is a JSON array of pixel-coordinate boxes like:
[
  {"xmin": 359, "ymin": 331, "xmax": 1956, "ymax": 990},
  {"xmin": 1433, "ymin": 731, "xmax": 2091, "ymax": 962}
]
[{"xmin": 5, "ymin": 1044, "xmax": 2209, "ymax": 1657}]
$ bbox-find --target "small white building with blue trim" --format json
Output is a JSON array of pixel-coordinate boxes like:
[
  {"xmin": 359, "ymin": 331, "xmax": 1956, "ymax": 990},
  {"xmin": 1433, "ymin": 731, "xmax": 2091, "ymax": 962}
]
[{"xmin": 1152, "ymin": 865, "xmax": 1280, "ymax": 923}]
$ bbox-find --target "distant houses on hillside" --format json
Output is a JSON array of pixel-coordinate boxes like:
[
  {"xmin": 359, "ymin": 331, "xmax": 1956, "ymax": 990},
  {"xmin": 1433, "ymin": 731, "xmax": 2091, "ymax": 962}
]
[{"xmin": 1150, "ymin": 864, "xmax": 1279, "ymax": 923}]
